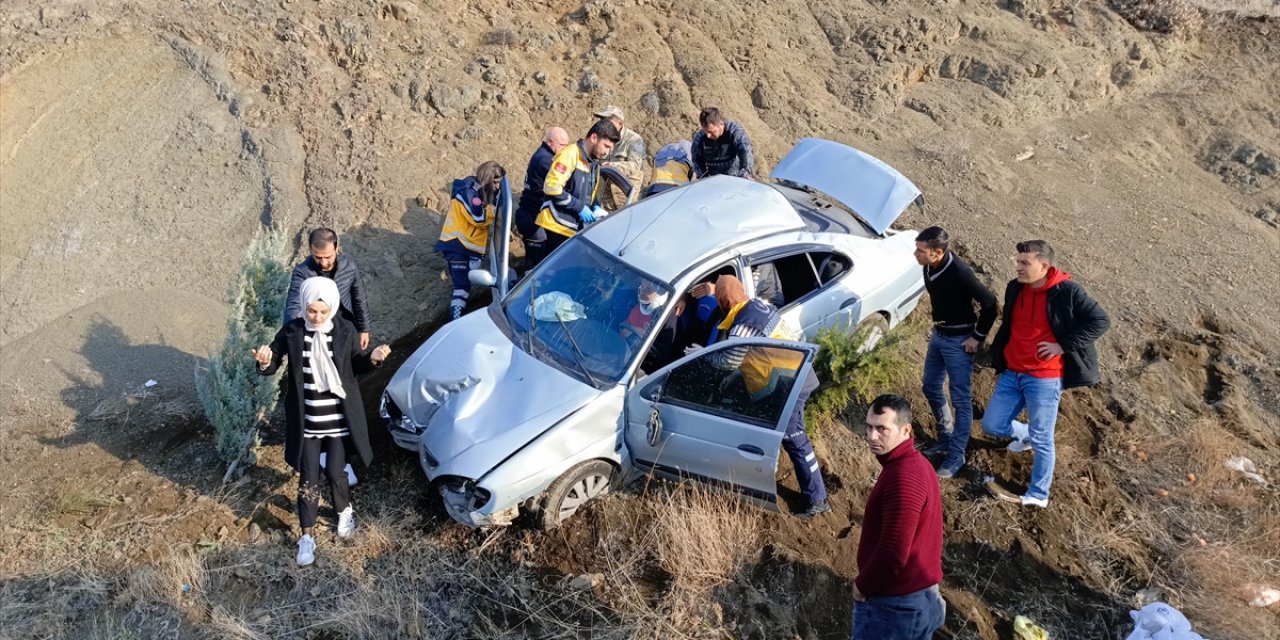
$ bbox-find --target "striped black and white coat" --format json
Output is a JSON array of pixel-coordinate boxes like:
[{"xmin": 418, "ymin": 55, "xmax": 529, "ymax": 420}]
[{"xmin": 257, "ymin": 316, "xmax": 379, "ymax": 472}]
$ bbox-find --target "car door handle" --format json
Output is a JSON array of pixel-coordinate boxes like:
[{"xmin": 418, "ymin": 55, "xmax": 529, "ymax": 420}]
[
  {"xmin": 737, "ymin": 444, "xmax": 764, "ymax": 456},
  {"xmin": 840, "ymin": 297, "xmax": 857, "ymax": 310}
]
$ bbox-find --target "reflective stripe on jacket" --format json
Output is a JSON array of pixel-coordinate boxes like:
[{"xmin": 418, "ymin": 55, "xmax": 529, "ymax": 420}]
[
  {"xmin": 436, "ymin": 176, "xmax": 494, "ymax": 255},
  {"xmin": 709, "ymin": 300, "xmax": 803, "ymax": 399},
  {"xmin": 537, "ymin": 140, "xmax": 600, "ymax": 238},
  {"xmin": 650, "ymin": 140, "xmax": 693, "ymax": 187}
]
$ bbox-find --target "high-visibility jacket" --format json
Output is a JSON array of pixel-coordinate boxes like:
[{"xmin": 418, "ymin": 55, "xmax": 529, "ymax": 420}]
[
  {"xmin": 435, "ymin": 176, "xmax": 494, "ymax": 255},
  {"xmin": 709, "ymin": 300, "xmax": 804, "ymax": 400},
  {"xmin": 649, "ymin": 140, "xmax": 693, "ymax": 188},
  {"xmin": 536, "ymin": 140, "xmax": 601, "ymax": 238}
]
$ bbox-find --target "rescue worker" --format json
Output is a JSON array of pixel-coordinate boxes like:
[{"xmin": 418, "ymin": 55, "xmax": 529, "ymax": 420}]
[
  {"xmin": 691, "ymin": 107, "xmax": 754, "ymax": 179},
  {"xmin": 530, "ymin": 119, "xmax": 620, "ymax": 266},
  {"xmin": 592, "ymin": 106, "xmax": 647, "ymax": 211},
  {"xmin": 434, "ymin": 160, "xmax": 506, "ymax": 320},
  {"xmin": 695, "ymin": 275, "xmax": 832, "ymax": 518},
  {"xmin": 515, "ymin": 127, "xmax": 571, "ymax": 268},
  {"xmin": 645, "ymin": 140, "xmax": 693, "ymax": 198}
]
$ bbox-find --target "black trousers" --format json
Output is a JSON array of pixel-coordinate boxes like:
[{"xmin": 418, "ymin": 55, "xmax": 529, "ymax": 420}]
[{"xmin": 298, "ymin": 436, "xmax": 350, "ymax": 529}]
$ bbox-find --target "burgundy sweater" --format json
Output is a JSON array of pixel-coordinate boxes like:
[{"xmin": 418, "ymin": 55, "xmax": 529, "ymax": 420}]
[{"xmin": 855, "ymin": 438, "xmax": 944, "ymax": 597}]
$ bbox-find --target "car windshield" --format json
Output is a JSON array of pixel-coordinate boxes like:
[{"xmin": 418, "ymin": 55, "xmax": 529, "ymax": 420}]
[{"xmin": 499, "ymin": 239, "xmax": 672, "ymax": 388}]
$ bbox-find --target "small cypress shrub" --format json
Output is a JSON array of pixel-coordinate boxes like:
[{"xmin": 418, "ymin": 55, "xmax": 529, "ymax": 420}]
[
  {"xmin": 805, "ymin": 319, "xmax": 920, "ymax": 432},
  {"xmin": 196, "ymin": 229, "xmax": 288, "ymax": 466}
]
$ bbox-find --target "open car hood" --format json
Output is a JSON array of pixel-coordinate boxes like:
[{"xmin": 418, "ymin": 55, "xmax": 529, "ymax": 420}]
[
  {"xmin": 770, "ymin": 138, "xmax": 921, "ymax": 236},
  {"xmin": 385, "ymin": 311, "xmax": 601, "ymax": 474}
]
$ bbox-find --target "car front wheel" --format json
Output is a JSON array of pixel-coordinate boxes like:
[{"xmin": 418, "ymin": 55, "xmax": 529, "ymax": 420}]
[{"xmin": 536, "ymin": 460, "xmax": 615, "ymax": 530}]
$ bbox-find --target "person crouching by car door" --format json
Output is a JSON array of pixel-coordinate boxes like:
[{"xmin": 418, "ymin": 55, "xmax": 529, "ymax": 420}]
[
  {"xmin": 689, "ymin": 274, "xmax": 832, "ymax": 519},
  {"xmin": 435, "ymin": 161, "xmax": 506, "ymax": 321},
  {"xmin": 252, "ymin": 277, "xmax": 392, "ymax": 567}
]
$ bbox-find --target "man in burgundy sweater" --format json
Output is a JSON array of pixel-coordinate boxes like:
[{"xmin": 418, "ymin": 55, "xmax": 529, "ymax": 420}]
[
  {"xmin": 982, "ymin": 240, "xmax": 1109, "ymax": 507},
  {"xmin": 852, "ymin": 395, "xmax": 945, "ymax": 640}
]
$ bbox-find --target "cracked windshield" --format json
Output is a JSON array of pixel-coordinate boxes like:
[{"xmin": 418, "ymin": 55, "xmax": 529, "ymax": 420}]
[{"xmin": 500, "ymin": 240, "xmax": 671, "ymax": 387}]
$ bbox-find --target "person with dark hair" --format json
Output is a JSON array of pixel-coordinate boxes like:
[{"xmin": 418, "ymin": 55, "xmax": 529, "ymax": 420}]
[
  {"xmin": 528, "ymin": 120, "xmax": 620, "ymax": 267},
  {"xmin": 284, "ymin": 229, "xmax": 374, "ymax": 350},
  {"xmin": 691, "ymin": 107, "xmax": 755, "ymax": 179},
  {"xmin": 592, "ymin": 106, "xmax": 647, "ymax": 211},
  {"xmin": 851, "ymin": 394, "xmax": 945, "ymax": 640},
  {"xmin": 912, "ymin": 226, "xmax": 998, "ymax": 478},
  {"xmin": 697, "ymin": 274, "xmax": 831, "ymax": 518},
  {"xmin": 982, "ymin": 240, "xmax": 1110, "ymax": 508},
  {"xmin": 253, "ymin": 277, "xmax": 392, "ymax": 566},
  {"xmin": 435, "ymin": 160, "xmax": 507, "ymax": 320},
  {"xmin": 515, "ymin": 127, "xmax": 571, "ymax": 263}
]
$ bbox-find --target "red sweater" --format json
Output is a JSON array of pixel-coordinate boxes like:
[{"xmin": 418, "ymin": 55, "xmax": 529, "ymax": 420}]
[
  {"xmin": 1004, "ymin": 267, "xmax": 1071, "ymax": 378},
  {"xmin": 855, "ymin": 438, "xmax": 944, "ymax": 597}
]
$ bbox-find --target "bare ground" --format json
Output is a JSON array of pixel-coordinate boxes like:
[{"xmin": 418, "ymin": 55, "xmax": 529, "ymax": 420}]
[{"xmin": 1, "ymin": 0, "xmax": 1279, "ymax": 638}]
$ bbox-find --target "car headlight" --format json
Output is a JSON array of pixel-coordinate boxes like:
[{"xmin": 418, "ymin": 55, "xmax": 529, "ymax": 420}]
[
  {"xmin": 381, "ymin": 393, "xmax": 423, "ymax": 433},
  {"xmin": 440, "ymin": 479, "xmax": 492, "ymax": 513}
]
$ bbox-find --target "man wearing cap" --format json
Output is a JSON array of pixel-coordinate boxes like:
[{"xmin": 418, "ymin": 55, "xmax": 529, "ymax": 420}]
[{"xmin": 593, "ymin": 106, "xmax": 646, "ymax": 211}]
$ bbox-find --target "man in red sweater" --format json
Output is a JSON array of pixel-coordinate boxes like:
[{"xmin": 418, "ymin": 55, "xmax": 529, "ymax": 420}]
[
  {"xmin": 982, "ymin": 240, "xmax": 1110, "ymax": 507},
  {"xmin": 852, "ymin": 394, "xmax": 945, "ymax": 640}
]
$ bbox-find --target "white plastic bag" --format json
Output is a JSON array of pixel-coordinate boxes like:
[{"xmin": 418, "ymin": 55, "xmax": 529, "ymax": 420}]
[
  {"xmin": 1125, "ymin": 603, "xmax": 1206, "ymax": 640},
  {"xmin": 529, "ymin": 291, "xmax": 586, "ymax": 322}
]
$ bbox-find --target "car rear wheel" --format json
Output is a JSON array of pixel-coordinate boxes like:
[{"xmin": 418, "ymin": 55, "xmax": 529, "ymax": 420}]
[
  {"xmin": 536, "ymin": 460, "xmax": 615, "ymax": 530},
  {"xmin": 854, "ymin": 314, "xmax": 889, "ymax": 353}
]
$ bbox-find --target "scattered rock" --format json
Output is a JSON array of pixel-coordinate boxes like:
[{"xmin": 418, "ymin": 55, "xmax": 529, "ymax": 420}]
[
  {"xmin": 1015, "ymin": 147, "xmax": 1035, "ymax": 161},
  {"xmin": 751, "ymin": 81, "xmax": 774, "ymax": 110},
  {"xmin": 578, "ymin": 68, "xmax": 603, "ymax": 93},
  {"xmin": 386, "ymin": 1, "xmax": 417, "ymax": 21},
  {"xmin": 427, "ymin": 83, "xmax": 481, "ymax": 118},
  {"xmin": 247, "ymin": 522, "xmax": 262, "ymax": 543},
  {"xmin": 533, "ymin": 70, "xmax": 548, "ymax": 84},
  {"xmin": 638, "ymin": 91, "xmax": 661, "ymax": 115},
  {"xmin": 567, "ymin": 573, "xmax": 604, "ymax": 591}
]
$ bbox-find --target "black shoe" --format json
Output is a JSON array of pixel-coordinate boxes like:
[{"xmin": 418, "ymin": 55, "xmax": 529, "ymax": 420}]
[{"xmin": 796, "ymin": 501, "xmax": 833, "ymax": 519}]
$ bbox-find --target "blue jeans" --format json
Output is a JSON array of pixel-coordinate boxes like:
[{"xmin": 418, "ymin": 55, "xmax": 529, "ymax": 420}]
[
  {"xmin": 981, "ymin": 372, "xmax": 1063, "ymax": 501},
  {"xmin": 922, "ymin": 331, "xmax": 974, "ymax": 471},
  {"xmin": 852, "ymin": 585, "xmax": 946, "ymax": 640}
]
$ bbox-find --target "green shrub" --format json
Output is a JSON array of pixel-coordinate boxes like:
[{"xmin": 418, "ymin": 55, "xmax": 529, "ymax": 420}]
[
  {"xmin": 805, "ymin": 319, "xmax": 921, "ymax": 431},
  {"xmin": 195, "ymin": 229, "xmax": 288, "ymax": 466}
]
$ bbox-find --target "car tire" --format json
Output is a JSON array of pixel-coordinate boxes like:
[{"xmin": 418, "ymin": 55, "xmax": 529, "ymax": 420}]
[
  {"xmin": 536, "ymin": 460, "xmax": 616, "ymax": 530},
  {"xmin": 854, "ymin": 313, "xmax": 889, "ymax": 353}
]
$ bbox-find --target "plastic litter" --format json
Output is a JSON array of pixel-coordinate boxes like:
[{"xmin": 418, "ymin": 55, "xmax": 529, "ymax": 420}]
[
  {"xmin": 1013, "ymin": 615, "xmax": 1050, "ymax": 640},
  {"xmin": 1240, "ymin": 583, "xmax": 1280, "ymax": 608},
  {"xmin": 144, "ymin": 379, "xmax": 158, "ymax": 387},
  {"xmin": 529, "ymin": 291, "xmax": 586, "ymax": 322},
  {"xmin": 1225, "ymin": 456, "xmax": 1267, "ymax": 486},
  {"xmin": 1125, "ymin": 602, "xmax": 1206, "ymax": 640}
]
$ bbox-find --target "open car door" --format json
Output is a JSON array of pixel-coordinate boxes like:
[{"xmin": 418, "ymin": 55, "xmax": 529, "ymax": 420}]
[
  {"xmin": 471, "ymin": 176, "xmax": 515, "ymax": 298},
  {"xmin": 623, "ymin": 338, "xmax": 819, "ymax": 510}
]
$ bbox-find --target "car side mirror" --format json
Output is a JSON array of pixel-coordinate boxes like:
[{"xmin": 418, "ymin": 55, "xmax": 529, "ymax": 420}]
[{"xmin": 468, "ymin": 269, "xmax": 496, "ymax": 287}]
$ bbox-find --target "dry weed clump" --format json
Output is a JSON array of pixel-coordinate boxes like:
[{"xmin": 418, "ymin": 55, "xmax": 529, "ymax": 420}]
[
  {"xmin": 120, "ymin": 549, "xmax": 207, "ymax": 610},
  {"xmin": 1110, "ymin": 0, "xmax": 1206, "ymax": 34},
  {"xmin": 1168, "ymin": 545, "xmax": 1280, "ymax": 639}
]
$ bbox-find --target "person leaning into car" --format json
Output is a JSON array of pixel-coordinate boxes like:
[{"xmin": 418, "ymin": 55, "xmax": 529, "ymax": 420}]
[
  {"xmin": 435, "ymin": 160, "xmax": 507, "ymax": 321},
  {"xmin": 691, "ymin": 107, "xmax": 754, "ymax": 179},
  {"xmin": 528, "ymin": 119, "xmax": 620, "ymax": 268},
  {"xmin": 912, "ymin": 226, "xmax": 997, "ymax": 479},
  {"xmin": 690, "ymin": 275, "xmax": 832, "ymax": 519}
]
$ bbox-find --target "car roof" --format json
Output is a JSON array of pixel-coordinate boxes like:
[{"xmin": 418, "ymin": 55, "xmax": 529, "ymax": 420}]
[{"xmin": 582, "ymin": 176, "xmax": 806, "ymax": 283}]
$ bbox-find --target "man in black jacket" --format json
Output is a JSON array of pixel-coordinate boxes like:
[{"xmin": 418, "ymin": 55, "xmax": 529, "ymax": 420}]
[
  {"xmin": 515, "ymin": 127, "xmax": 570, "ymax": 268},
  {"xmin": 284, "ymin": 228, "xmax": 373, "ymax": 351},
  {"xmin": 982, "ymin": 240, "xmax": 1109, "ymax": 508},
  {"xmin": 912, "ymin": 227, "xmax": 997, "ymax": 478},
  {"xmin": 691, "ymin": 107, "xmax": 755, "ymax": 179}
]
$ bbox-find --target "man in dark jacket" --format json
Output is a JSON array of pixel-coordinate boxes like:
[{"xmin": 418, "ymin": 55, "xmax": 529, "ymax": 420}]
[
  {"xmin": 691, "ymin": 107, "xmax": 754, "ymax": 179},
  {"xmin": 912, "ymin": 226, "xmax": 997, "ymax": 477},
  {"xmin": 528, "ymin": 119, "xmax": 620, "ymax": 268},
  {"xmin": 515, "ymin": 127, "xmax": 570, "ymax": 264},
  {"xmin": 982, "ymin": 240, "xmax": 1110, "ymax": 508},
  {"xmin": 284, "ymin": 228, "xmax": 373, "ymax": 350}
]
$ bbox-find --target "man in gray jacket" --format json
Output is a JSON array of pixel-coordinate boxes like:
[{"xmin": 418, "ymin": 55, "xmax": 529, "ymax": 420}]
[{"xmin": 284, "ymin": 228, "xmax": 373, "ymax": 351}]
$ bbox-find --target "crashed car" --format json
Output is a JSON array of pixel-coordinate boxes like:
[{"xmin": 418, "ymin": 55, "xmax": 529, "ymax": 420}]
[{"xmin": 380, "ymin": 138, "xmax": 927, "ymax": 528}]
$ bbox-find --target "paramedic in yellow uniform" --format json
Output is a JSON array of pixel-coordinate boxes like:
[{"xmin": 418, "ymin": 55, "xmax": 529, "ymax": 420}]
[
  {"xmin": 435, "ymin": 161, "xmax": 506, "ymax": 320},
  {"xmin": 527, "ymin": 119, "xmax": 620, "ymax": 268}
]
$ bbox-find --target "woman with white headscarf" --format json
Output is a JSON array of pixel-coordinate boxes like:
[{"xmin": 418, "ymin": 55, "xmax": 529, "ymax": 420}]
[{"xmin": 253, "ymin": 276, "xmax": 392, "ymax": 566}]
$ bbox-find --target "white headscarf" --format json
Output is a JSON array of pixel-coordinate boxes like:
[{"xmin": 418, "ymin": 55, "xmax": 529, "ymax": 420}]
[{"xmin": 299, "ymin": 277, "xmax": 346, "ymax": 399}]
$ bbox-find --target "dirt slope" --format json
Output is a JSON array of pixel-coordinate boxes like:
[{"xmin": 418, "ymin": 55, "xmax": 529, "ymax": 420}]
[{"xmin": 1, "ymin": 0, "xmax": 1278, "ymax": 638}]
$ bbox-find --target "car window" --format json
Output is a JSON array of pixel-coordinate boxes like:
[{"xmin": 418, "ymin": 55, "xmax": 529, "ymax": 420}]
[
  {"xmin": 659, "ymin": 344, "xmax": 807, "ymax": 428},
  {"xmin": 751, "ymin": 251, "xmax": 851, "ymax": 309},
  {"xmin": 501, "ymin": 239, "xmax": 672, "ymax": 387}
]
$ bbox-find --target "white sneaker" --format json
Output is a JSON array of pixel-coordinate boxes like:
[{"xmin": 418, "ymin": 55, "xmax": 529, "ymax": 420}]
[
  {"xmin": 337, "ymin": 507, "xmax": 356, "ymax": 538},
  {"xmin": 1021, "ymin": 495, "xmax": 1049, "ymax": 508},
  {"xmin": 937, "ymin": 467, "xmax": 956, "ymax": 479},
  {"xmin": 1007, "ymin": 420, "xmax": 1032, "ymax": 453},
  {"xmin": 296, "ymin": 534, "xmax": 316, "ymax": 567}
]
